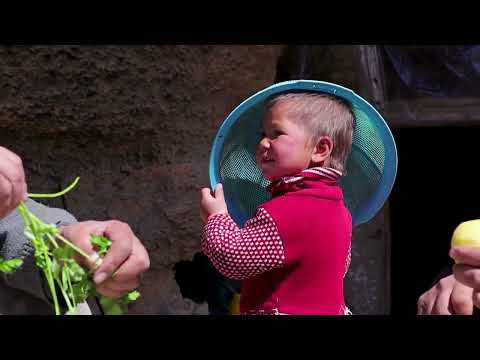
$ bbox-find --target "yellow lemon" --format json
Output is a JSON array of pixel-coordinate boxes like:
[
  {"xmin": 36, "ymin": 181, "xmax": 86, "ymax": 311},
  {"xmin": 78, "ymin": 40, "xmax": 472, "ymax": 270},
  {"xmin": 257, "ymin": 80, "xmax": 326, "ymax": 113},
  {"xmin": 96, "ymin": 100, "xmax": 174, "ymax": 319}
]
[{"xmin": 451, "ymin": 220, "xmax": 480, "ymax": 248}]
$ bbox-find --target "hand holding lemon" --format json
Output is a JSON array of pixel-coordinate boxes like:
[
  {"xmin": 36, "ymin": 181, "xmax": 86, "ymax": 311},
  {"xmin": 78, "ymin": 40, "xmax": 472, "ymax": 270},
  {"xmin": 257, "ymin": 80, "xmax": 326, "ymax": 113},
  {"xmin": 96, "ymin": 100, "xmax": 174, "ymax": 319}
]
[{"xmin": 450, "ymin": 220, "xmax": 480, "ymax": 309}]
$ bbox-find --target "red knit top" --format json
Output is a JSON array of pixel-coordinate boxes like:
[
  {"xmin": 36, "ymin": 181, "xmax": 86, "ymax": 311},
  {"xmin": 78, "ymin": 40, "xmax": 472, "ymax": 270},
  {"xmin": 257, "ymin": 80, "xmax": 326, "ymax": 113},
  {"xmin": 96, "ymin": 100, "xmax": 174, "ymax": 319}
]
[{"xmin": 202, "ymin": 167, "xmax": 352, "ymax": 315}]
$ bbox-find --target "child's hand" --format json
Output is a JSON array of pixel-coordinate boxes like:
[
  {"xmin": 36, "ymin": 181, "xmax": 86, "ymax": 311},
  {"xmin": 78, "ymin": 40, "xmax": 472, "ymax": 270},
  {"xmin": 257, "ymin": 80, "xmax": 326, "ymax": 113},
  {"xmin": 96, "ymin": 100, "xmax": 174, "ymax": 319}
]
[{"xmin": 200, "ymin": 183, "xmax": 228, "ymax": 223}]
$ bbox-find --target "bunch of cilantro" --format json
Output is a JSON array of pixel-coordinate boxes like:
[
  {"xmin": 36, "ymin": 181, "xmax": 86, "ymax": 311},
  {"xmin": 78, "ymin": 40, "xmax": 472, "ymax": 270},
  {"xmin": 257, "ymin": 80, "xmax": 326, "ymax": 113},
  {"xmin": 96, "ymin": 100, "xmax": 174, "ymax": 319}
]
[{"xmin": 0, "ymin": 177, "xmax": 140, "ymax": 315}]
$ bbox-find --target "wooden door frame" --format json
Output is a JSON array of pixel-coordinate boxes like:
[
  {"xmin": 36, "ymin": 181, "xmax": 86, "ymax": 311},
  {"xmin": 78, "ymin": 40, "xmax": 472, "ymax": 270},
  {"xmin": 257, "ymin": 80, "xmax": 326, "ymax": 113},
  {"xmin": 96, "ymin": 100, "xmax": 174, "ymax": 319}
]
[{"xmin": 356, "ymin": 45, "xmax": 391, "ymax": 314}]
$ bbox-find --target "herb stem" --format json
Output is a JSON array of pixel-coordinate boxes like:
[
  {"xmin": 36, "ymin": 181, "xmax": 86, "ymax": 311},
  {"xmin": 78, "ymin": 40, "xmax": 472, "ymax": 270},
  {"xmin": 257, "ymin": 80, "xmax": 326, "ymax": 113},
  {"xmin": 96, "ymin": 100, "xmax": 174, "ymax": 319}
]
[
  {"xmin": 54, "ymin": 233, "xmax": 92, "ymax": 261},
  {"xmin": 28, "ymin": 177, "xmax": 80, "ymax": 198},
  {"xmin": 55, "ymin": 272, "xmax": 74, "ymax": 312}
]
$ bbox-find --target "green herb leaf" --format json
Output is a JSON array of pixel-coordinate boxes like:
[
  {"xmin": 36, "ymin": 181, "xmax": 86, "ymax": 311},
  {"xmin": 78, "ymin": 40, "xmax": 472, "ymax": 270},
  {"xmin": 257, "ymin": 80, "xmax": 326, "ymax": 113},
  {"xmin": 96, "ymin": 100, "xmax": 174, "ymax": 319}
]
[
  {"xmin": 126, "ymin": 290, "xmax": 140, "ymax": 302},
  {"xmin": 53, "ymin": 246, "xmax": 75, "ymax": 260},
  {"xmin": 90, "ymin": 235, "xmax": 111, "ymax": 257},
  {"xmin": 0, "ymin": 258, "xmax": 23, "ymax": 273},
  {"xmin": 100, "ymin": 296, "xmax": 127, "ymax": 315},
  {"xmin": 67, "ymin": 260, "xmax": 86, "ymax": 283},
  {"xmin": 72, "ymin": 279, "xmax": 94, "ymax": 304}
]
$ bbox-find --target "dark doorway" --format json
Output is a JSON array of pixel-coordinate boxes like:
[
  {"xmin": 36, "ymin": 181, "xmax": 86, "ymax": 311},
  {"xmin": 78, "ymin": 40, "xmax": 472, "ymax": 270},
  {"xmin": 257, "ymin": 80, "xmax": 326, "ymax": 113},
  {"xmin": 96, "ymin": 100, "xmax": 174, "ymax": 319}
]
[{"xmin": 390, "ymin": 126, "xmax": 480, "ymax": 314}]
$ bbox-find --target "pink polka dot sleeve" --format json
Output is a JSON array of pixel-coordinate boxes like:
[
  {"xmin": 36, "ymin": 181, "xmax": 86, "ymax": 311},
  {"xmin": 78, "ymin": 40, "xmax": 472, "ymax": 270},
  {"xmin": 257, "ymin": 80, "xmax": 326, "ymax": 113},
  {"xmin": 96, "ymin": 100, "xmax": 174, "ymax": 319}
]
[{"xmin": 202, "ymin": 208, "xmax": 286, "ymax": 280}]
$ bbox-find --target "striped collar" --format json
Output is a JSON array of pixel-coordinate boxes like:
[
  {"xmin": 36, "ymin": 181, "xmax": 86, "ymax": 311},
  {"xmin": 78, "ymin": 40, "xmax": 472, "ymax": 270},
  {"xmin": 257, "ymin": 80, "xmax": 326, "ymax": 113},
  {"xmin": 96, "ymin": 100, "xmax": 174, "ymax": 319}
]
[{"xmin": 266, "ymin": 167, "xmax": 342, "ymax": 196}]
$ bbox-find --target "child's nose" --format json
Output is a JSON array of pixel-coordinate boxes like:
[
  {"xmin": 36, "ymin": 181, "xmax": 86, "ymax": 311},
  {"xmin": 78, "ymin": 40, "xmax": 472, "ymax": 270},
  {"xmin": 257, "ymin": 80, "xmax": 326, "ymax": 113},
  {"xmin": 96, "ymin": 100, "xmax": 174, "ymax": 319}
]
[{"xmin": 259, "ymin": 137, "xmax": 270, "ymax": 149}]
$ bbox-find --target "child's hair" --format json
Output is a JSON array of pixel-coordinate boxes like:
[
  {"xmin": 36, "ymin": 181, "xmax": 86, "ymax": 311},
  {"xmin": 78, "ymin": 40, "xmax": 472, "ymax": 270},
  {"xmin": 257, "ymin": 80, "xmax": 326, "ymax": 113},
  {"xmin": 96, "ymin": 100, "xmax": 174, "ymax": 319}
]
[{"xmin": 266, "ymin": 92, "xmax": 355, "ymax": 173}]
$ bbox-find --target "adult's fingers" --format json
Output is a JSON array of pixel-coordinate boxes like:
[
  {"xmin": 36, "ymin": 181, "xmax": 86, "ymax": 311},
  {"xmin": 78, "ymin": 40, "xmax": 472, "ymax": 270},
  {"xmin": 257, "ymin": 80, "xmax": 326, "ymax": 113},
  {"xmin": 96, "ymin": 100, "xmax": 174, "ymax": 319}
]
[
  {"xmin": 450, "ymin": 281, "xmax": 474, "ymax": 315},
  {"xmin": 93, "ymin": 220, "xmax": 133, "ymax": 284},
  {"xmin": 450, "ymin": 246, "xmax": 480, "ymax": 266}
]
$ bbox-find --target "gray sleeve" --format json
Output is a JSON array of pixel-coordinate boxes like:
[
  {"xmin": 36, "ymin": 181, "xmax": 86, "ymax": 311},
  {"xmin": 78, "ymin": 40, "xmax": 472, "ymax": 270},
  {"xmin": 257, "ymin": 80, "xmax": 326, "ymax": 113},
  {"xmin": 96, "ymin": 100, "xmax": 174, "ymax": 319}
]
[{"xmin": 0, "ymin": 198, "xmax": 78, "ymax": 303}]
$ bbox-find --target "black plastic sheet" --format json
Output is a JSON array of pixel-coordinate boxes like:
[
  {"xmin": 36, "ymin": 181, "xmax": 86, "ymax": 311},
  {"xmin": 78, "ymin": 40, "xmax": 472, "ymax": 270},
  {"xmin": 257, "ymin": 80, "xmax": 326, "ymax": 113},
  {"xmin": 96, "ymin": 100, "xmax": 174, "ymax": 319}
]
[{"xmin": 383, "ymin": 46, "xmax": 480, "ymax": 97}]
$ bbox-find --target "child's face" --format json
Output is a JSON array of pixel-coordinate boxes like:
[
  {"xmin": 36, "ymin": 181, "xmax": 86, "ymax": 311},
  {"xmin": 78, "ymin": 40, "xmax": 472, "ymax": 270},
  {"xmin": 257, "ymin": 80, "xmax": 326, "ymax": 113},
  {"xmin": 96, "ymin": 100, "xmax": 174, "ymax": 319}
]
[{"xmin": 256, "ymin": 102, "xmax": 315, "ymax": 181}]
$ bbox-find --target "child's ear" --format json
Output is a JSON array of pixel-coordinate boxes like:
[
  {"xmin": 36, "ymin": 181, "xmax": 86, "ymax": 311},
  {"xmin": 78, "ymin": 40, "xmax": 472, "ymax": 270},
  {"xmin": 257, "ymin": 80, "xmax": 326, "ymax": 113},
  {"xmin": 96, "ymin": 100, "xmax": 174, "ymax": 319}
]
[{"xmin": 311, "ymin": 136, "xmax": 333, "ymax": 165}]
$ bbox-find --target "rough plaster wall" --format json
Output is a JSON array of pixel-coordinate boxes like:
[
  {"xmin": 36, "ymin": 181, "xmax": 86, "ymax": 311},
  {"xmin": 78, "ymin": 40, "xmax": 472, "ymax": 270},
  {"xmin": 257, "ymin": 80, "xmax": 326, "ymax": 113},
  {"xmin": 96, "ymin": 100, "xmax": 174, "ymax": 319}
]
[
  {"xmin": 0, "ymin": 45, "xmax": 284, "ymax": 314},
  {"xmin": 346, "ymin": 208, "xmax": 391, "ymax": 314}
]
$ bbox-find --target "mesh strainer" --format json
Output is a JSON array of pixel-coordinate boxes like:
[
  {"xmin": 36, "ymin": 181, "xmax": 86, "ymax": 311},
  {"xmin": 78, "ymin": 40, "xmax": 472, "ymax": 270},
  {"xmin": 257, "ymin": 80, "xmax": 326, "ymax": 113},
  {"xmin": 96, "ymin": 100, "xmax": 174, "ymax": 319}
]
[{"xmin": 209, "ymin": 80, "xmax": 397, "ymax": 227}]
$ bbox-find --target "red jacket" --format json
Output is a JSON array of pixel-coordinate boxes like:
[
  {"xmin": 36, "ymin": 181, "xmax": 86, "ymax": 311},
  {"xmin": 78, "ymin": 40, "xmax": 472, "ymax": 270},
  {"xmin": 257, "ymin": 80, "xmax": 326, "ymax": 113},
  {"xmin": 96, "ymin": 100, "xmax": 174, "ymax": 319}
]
[{"xmin": 202, "ymin": 168, "xmax": 352, "ymax": 315}]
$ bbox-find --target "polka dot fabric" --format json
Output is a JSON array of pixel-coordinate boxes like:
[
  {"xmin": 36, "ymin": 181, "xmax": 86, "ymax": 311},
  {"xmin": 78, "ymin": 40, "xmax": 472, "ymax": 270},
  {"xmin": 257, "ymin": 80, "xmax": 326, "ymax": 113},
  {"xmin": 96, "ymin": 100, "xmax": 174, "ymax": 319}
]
[{"xmin": 202, "ymin": 208, "xmax": 285, "ymax": 280}]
